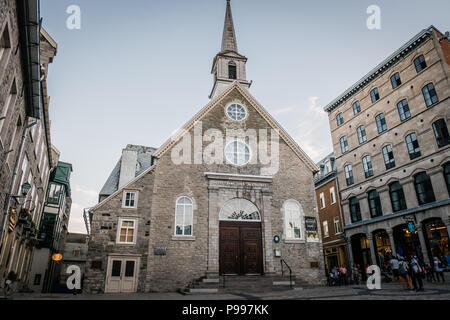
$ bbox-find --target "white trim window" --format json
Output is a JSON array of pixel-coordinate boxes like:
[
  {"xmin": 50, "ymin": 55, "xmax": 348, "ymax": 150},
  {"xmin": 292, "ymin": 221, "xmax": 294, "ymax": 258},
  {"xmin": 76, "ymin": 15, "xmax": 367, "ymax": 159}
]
[
  {"xmin": 226, "ymin": 103, "xmax": 247, "ymax": 121},
  {"xmin": 175, "ymin": 197, "xmax": 193, "ymax": 236},
  {"xmin": 225, "ymin": 140, "xmax": 251, "ymax": 166},
  {"xmin": 117, "ymin": 218, "xmax": 137, "ymax": 244},
  {"xmin": 323, "ymin": 221, "xmax": 329, "ymax": 238},
  {"xmin": 123, "ymin": 191, "xmax": 137, "ymax": 208},
  {"xmin": 330, "ymin": 187, "xmax": 336, "ymax": 204},
  {"xmin": 319, "ymin": 192, "xmax": 325, "ymax": 209},
  {"xmin": 334, "ymin": 216, "xmax": 341, "ymax": 234},
  {"xmin": 283, "ymin": 200, "xmax": 303, "ymax": 240}
]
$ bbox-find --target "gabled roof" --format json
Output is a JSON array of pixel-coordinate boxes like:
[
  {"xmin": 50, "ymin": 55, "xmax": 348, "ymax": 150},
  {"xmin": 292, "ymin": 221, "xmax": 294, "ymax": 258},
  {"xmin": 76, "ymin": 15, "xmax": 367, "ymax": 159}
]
[
  {"xmin": 153, "ymin": 81, "xmax": 319, "ymax": 173},
  {"xmin": 324, "ymin": 26, "xmax": 435, "ymax": 113},
  {"xmin": 99, "ymin": 145, "xmax": 156, "ymax": 197},
  {"xmin": 92, "ymin": 164, "xmax": 157, "ymax": 212}
]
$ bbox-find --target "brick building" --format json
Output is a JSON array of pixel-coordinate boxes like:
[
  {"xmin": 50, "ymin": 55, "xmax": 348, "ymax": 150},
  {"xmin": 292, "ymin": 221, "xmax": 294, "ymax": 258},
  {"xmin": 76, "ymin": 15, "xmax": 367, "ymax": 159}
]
[
  {"xmin": 84, "ymin": 1, "xmax": 325, "ymax": 294},
  {"xmin": 0, "ymin": 0, "xmax": 58, "ymax": 287},
  {"xmin": 314, "ymin": 153, "xmax": 348, "ymax": 274},
  {"xmin": 324, "ymin": 26, "xmax": 450, "ymax": 273}
]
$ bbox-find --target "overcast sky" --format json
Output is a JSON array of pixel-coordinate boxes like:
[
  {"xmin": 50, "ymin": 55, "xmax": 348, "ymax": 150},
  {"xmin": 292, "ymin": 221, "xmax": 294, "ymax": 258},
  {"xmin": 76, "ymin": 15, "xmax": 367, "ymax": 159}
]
[{"xmin": 40, "ymin": 0, "xmax": 450, "ymax": 234}]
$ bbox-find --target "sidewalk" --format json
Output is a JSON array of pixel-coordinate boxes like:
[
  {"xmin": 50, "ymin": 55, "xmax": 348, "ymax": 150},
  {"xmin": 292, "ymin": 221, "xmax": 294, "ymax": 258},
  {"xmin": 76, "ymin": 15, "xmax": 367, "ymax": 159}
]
[{"xmin": 8, "ymin": 281, "xmax": 450, "ymax": 300}]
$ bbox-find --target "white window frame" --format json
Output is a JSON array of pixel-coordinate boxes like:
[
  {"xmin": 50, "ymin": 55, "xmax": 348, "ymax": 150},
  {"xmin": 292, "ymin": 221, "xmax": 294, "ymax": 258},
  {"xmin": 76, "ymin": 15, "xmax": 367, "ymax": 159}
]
[
  {"xmin": 225, "ymin": 103, "xmax": 247, "ymax": 121},
  {"xmin": 330, "ymin": 187, "xmax": 336, "ymax": 204},
  {"xmin": 116, "ymin": 218, "xmax": 137, "ymax": 245},
  {"xmin": 319, "ymin": 192, "xmax": 325, "ymax": 209},
  {"xmin": 334, "ymin": 216, "xmax": 341, "ymax": 234},
  {"xmin": 323, "ymin": 221, "xmax": 329, "ymax": 238},
  {"xmin": 122, "ymin": 191, "xmax": 138, "ymax": 209},
  {"xmin": 225, "ymin": 140, "xmax": 251, "ymax": 166},
  {"xmin": 282, "ymin": 200, "xmax": 304, "ymax": 241},
  {"xmin": 174, "ymin": 196, "xmax": 194, "ymax": 236}
]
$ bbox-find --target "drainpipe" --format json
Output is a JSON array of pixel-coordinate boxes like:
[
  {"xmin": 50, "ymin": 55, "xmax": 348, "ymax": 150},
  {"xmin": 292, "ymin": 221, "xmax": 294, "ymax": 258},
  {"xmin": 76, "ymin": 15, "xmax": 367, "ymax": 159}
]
[{"xmin": 0, "ymin": 119, "xmax": 37, "ymax": 261}]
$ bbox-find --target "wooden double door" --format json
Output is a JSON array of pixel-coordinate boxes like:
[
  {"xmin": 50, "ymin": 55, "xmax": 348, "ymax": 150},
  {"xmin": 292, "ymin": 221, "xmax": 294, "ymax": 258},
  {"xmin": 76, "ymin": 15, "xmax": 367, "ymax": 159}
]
[
  {"xmin": 105, "ymin": 256, "xmax": 139, "ymax": 293},
  {"xmin": 219, "ymin": 221, "xmax": 263, "ymax": 275}
]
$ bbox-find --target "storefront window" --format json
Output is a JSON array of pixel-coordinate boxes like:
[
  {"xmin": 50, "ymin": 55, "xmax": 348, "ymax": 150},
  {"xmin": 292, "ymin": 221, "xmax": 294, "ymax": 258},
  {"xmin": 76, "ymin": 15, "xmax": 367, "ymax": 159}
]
[
  {"xmin": 373, "ymin": 231, "xmax": 392, "ymax": 267},
  {"xmin": 423, "ymin": 219, "xmax": 449, "ymax": 265}
]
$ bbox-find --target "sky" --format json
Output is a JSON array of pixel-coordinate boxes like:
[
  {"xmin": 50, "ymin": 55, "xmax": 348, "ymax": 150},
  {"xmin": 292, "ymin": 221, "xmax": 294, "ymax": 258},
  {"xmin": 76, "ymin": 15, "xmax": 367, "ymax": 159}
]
[{"xmin": 39, "ymin": 0, "xmax": 450, "ymax": 234}]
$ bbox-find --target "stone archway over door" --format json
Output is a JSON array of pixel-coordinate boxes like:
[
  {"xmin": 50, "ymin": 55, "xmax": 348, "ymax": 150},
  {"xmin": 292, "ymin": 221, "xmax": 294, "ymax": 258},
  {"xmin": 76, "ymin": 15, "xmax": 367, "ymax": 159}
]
[{"xmin": 219, "ymin": 198, "xmax": 263, "ymax": 275}]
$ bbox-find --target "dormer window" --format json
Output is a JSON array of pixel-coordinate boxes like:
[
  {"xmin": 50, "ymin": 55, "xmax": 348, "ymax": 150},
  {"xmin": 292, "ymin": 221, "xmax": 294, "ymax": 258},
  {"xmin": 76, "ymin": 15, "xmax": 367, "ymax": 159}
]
[{"xmin": 228, "ymin": 62, "xmax": 237, "ymax": 80}]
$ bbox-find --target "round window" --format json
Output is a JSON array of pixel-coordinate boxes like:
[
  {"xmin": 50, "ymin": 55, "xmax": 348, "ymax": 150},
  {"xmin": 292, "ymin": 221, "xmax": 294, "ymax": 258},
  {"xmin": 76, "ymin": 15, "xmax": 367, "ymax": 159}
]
[
  {"xmin": 225, "ymin": 141, "xmax": 250, "ymax": 166},
  {"xmin": 226, "ymin": 104, "xmax": 246, "ymax": 121}
]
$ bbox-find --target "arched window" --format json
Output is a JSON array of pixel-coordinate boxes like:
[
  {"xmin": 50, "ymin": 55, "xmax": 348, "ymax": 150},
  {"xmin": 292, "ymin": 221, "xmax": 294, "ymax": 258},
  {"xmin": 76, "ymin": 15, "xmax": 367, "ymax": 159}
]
[
  {"xmin": 414, "ymin": 172, "xmax": 436, "ymax": 205},
  {"xmin": 389, "ymin": 182, "xmax": 407, "ymax": 212},
  {"xmin": 414, "ymin": 55, "xmax": 427, "ymax": 73},
  {"xmin": 397, "ymin": 99, "xmax": 411, "ymax": 121},
  {"xmin": 444, "ymin": 163, "xmax": 450, "ymax": 196},
  {"xmin": 357, "ymin": 125, "xmax": 367, "ymax": 144},
  {"xmin": 175, "ymin": 197, "xmax": 193, "ymax": 236},
  {"xmin": 344, "ymin": 164, "xmax": 354, "ymax": 186},
  {"xmin": 376, "ymin": 113, "xmax": 387, "ymax": 133},
  {"xmin": 283, "ymin": 200, "xmax": 303, "ymax": 240},
  {"xmin": 405, "ymin": 133, "xmax": 421, "ymax": 160},
  {"xmin": 382, "ymin": 144, "xmax": 395, "ymax": 170},
  {"xmin": 432, "ymin": 119, "xmax": 449, "ymax": 148},
  {"xmin": 340, "ymin": 136, "xmax": 349, "ymax": 154},
  {"xmin": 390, "ymin": 72, "xmax": 402, "ymax": 89},
  {"xmin": 368, "ymin": 190, "xmax": 382, "ymax": 218},
  {"xmin": 349, "ymin": 197, "xmax": 361, "ymax": 223},
  {"xmin": 370, "ymin": 88, "xmax": 380, "ymax": 103},
  {"xmin": 422, "ymin": 83, "xmax": 438, "ymax": 107},
  {"xmin": 220, "ymin": 198, "xmax": 260, "ymax": 221},
  {"xmin": 362, "ymin": 155, "xmax": 373, "ymax": 178},
  {"xmin": 352, "ymin": 101, "xmax": 361, "ymax": 115},
  {"xmin": 336, "ymin": 113, "xmax": 344, "ymax": 126}
]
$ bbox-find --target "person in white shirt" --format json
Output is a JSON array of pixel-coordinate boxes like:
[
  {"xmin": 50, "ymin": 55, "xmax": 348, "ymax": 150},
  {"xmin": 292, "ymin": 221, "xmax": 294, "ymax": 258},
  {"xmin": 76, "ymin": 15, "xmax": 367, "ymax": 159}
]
[
  {"xmin": 389, "ymin": 256, "xmax": 400, "ymax": 281},
  {"xmin": 434, "ymin": 256, "xmax": 445, "ymax": 282}
]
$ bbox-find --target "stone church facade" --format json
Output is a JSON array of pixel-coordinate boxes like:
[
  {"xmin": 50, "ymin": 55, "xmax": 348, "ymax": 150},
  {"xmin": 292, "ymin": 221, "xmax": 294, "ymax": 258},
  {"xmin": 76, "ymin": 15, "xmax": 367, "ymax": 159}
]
[{"xmin": 84, "ymin": 1, "xmax": 325, "ymax": 293}]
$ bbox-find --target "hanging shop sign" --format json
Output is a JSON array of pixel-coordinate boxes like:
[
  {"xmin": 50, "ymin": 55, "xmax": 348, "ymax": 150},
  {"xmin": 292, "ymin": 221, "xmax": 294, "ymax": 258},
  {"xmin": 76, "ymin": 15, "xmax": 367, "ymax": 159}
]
[{"xmin": 305, "ymin": 217, "xmax": 319, "ymax": 242}]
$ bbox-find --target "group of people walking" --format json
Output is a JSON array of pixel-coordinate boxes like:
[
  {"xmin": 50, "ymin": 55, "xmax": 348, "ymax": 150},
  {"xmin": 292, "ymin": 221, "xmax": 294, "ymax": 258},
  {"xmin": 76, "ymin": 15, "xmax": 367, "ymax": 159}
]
[
  {"xmin": 389, "ymin": 255, "xmax": 446, "ymax": 292},
  {"xmin": 327, "ymin": 255, "xmax": 446, "ymax": 291}
]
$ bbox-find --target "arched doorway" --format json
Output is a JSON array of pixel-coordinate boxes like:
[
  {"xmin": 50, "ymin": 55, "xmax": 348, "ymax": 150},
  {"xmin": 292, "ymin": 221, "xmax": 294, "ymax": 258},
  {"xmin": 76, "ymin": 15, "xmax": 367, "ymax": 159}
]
[
  {"xmin": 350, "ymin": 234, "xmax": 372, "ymax": 279},
  {"xmin": 393, "ymin": 224, "xmax": 422, "ymax": 260},
  {"xmin": 372, "ymin": 230, "xmax": 392, "ymax": 267},
  {"xmin": 219, "ymin": 199, "xmax": 263, "ymax": 275},
  {"xmin": 423, "ymin": 218, "xmax": 449, "ymax": 264}
]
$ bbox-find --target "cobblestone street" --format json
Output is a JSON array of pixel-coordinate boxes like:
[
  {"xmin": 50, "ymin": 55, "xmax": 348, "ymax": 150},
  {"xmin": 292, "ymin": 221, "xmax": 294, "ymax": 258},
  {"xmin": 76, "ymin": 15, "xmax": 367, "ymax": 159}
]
[{"xmin": 8, "ymin": 281, "xmax": 450, "ymax": 300}]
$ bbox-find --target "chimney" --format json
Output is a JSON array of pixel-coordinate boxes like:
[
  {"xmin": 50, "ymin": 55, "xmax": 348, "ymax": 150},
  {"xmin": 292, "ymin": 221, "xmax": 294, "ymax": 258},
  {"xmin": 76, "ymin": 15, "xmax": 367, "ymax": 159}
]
[{"xmin": 118, "ymin": 147, "xmax": 138, "ymax": 189}]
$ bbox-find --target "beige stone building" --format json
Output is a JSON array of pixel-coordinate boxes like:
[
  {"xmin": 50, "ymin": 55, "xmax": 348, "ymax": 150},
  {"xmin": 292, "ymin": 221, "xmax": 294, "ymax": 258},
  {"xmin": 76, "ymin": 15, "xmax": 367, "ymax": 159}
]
[
  {"xmin": 324, "ymin": 26, "xmax": 450, "ymax": 274},
  {"xmin": 0, "ymin": 0, "xmax": 58, "ymax": 288},
  {"xmin": 84, "ymin": 1, "xmax": 325, "ymax": 294}
]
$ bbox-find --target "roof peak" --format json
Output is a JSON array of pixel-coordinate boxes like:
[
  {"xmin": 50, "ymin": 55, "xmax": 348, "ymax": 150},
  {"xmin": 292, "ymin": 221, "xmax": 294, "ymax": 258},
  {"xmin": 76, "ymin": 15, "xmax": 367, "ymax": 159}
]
[{"xmin": 221, "ymin": 0, "xmax": 238, "ymax": 53}]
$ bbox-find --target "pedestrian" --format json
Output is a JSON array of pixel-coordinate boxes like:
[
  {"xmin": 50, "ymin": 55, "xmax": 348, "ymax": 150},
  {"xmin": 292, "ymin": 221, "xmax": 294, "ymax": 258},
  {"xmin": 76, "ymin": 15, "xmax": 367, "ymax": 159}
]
[
  {"xmin": 389, "ymin": 255, "xmax": 400, "ymax": 282},
  {"xmin": 398, "ymin": 257, "xmax": 412, "ymax": 290},
  {"xmin": 339, "ymin": 265, "xmax": 347, "ymax": 285},
  {"xmin": 331, "ymin": 266, "xmax": 339, "ymax": 286},
  {"xmin": 410, "ymin": 256, "xmax": 424, "ymax": 292},
  {"xmin": 423, "ymin": 264, "xmax": 431, "ymax": 282},
  {"xmin": 434, "ymin": 256, "xmax": 445, "ymax": 282},
  {"xmin": 351, "ymin": 264, "xmax": 360, "ymax": 285}
]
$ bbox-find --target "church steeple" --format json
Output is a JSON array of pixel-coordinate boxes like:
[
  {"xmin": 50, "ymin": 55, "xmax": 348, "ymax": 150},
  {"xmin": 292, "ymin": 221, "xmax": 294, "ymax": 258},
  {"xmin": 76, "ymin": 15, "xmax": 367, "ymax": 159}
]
[
  {"xmin": 221, "ymin": 0, "xmax": 238, "ymax": 53},
  {"xmin": 209, "ymin": 0, "xmax": 252, "ymax": 99}
]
